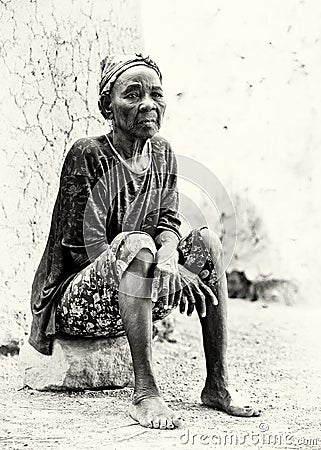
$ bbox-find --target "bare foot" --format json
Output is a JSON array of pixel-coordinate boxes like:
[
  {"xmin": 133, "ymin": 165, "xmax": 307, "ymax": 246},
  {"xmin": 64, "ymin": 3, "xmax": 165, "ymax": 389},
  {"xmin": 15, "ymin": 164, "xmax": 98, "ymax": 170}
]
[
  {"xmin": 201, "ymin": 386, "xmax": 261, "ymax": 417},
  {"xmin": 129, "ymin": 396, "xmax": 182, "ymax": 429}
]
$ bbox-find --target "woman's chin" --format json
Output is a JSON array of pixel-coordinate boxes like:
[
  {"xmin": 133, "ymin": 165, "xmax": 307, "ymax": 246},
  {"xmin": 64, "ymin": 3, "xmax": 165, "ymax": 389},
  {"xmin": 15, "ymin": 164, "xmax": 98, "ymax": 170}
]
[{"xmin": 135, "ymin": 123, "xmax": 160, "ymax": 139}]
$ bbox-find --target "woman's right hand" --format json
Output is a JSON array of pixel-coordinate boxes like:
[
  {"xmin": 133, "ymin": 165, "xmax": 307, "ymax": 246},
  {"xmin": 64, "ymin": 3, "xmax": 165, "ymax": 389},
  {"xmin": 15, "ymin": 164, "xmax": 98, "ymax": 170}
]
[{"xmin": 178, "ymin": 264, "xmax": 218, "ymax": 318}]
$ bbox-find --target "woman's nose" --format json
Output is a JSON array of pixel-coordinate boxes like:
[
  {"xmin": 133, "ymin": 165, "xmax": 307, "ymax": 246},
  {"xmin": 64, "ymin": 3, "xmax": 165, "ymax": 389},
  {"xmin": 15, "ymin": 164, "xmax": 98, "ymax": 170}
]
[{"xmin": 139, "ymin": 94, "xmax": 156, "ymax": 111}]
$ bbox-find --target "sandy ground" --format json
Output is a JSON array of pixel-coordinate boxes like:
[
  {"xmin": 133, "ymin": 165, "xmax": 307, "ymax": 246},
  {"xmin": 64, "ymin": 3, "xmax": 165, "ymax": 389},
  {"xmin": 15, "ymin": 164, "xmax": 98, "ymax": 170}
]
[{"xmin": 0, "ymin": 300, "xmax": 320, "ymax": 450}]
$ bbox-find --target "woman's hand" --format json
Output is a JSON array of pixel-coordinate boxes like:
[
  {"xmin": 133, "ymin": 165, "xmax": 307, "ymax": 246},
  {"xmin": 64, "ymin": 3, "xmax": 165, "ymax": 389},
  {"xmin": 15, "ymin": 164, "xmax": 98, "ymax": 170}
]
[
  {"xmin": 178, "ymin": 264, "xmax": 218, "ymax": 318},
  {"xmin": 152, "ymin": 246, "xmax": 182, "ymax": 309},
  {"xmin": 152, "ymin": 231, "xmax": 182, "ymax": 309}
]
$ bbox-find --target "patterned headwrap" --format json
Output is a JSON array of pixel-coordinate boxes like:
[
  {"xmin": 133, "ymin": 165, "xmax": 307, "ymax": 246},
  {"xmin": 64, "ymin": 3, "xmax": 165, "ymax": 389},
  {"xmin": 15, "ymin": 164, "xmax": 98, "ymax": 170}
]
[{"xmin": 98, "ymin": 53, "xmax": 162, "ymax": 120}]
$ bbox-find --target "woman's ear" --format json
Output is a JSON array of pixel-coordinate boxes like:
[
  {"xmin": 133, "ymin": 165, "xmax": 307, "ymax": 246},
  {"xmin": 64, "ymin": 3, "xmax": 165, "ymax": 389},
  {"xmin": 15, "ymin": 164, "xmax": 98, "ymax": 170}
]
[{"xmin": 98, "ymin": 94, "xmax": 113, "ymax": 120}]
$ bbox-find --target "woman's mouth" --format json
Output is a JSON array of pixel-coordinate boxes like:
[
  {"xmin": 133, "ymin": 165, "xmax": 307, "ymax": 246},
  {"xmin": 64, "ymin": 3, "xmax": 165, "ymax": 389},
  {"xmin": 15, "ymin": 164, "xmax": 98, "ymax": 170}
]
[
  {"xmin": 140, "ymin": 121, "xmax": 155, "ymax": 127},
  {"xmin": 138, "ymin": 116, "xmax": 158, "ymax": 125}
]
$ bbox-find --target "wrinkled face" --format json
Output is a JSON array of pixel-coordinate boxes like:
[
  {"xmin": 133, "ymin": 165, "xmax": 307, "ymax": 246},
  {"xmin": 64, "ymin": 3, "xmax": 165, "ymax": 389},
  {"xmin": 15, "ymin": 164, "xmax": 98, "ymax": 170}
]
[{"xmin": 109, "ymin": 66, "xmax": 166, "ymax": 139}]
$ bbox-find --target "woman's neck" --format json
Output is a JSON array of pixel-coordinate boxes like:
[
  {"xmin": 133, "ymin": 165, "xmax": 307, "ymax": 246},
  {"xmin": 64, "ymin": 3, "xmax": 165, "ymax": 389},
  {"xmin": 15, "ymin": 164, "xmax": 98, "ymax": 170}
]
[{"xmin": 111, "ymin": 129, "xmax": 147, "ymax": 160}]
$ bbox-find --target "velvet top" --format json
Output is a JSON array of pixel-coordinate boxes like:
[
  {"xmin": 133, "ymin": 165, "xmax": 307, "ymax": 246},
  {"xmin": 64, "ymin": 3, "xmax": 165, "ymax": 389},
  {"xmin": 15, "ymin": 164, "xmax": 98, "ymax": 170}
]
[{"xmin": 29, "ymin": 134, "xmax": 181, "ymax": 354}]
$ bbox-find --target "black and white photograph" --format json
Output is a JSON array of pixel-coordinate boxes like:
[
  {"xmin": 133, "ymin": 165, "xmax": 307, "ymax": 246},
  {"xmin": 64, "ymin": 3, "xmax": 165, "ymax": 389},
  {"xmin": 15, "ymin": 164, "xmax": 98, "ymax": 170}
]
[{"xmin": 0, "ymin": 0, "xmax": 320, "ymax": 448}]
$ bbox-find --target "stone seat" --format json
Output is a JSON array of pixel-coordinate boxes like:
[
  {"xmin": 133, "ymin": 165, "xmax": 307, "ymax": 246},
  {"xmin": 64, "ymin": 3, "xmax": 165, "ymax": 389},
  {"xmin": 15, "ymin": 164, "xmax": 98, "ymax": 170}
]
[{"xmin": 19, "ymin": 335, "xmax": 133, "ymax": 391}]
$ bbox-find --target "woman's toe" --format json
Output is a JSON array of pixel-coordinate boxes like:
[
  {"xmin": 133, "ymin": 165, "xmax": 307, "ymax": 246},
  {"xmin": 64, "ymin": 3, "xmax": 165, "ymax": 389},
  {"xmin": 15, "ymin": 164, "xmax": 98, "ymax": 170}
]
[
  {"xmin": 233, "ymin": 405, "xmax": 260, "ymax": 417},
  {"xmin": 166, "ymin": 418, "xmax": 175, "ymax": 429},
  {"xmin": 172, "ymin": 415, "xmax": 183, "ymax": 427},
  {"xmin": 159, "ymin": 417, "xmax": 168, "ymax": 429},
  {"xmin": 141, "ymin": 419, "xmax": 153, "ymax": 428},
  {"xmin": 252, "ymin": 408, "xmax": 261, "ymax": 417},
  {"xmin": 243, "ymin": 405, "xmax": 261, "ymax": 416},
  {"xmin": 152, "ymin": 418, "xmax": 160, "ymax": 429}
]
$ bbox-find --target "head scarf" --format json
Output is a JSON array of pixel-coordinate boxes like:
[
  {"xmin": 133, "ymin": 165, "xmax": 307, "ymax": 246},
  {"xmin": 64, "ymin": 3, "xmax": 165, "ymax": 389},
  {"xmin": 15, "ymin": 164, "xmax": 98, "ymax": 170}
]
[{"xmin": 98, "ymin": 53, "xmax": 162, "ymax": 120}]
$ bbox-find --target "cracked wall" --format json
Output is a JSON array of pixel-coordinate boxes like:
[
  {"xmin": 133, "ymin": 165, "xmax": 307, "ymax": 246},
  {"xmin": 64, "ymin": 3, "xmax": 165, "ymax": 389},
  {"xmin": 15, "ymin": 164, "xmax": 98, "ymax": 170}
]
[{"xmin": 0, "ymin": 0, "xmax": 143, "ymax": 323}]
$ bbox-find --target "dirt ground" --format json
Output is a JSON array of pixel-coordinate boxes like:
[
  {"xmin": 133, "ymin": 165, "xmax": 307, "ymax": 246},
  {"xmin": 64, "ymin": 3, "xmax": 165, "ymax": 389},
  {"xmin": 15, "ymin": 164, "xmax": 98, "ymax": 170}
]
[{"xmin": 0, "ymin": 300, "xmax": 320, "ymax": 450}]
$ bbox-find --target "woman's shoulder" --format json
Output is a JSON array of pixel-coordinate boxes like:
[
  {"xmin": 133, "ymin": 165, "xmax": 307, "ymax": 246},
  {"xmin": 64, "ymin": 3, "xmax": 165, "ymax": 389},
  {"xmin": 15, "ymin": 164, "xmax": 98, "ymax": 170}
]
[
  {"xmin": 66, "ymin": 135, "xmax": 110, "ymax": 159},
  {"xmin": 150, "ymin": 133, "xmax": 171, "ymax": 150},
  {"xmin": 150, "ymin": 134, "xmax": 175, "ymax": 157},
  {"xmin": 62, "ymin": 135, "xmax": 113, "ymax": 177},
  {"xmin": 151, "ymin": 134, "xmax": 177, "ymax": 167}
]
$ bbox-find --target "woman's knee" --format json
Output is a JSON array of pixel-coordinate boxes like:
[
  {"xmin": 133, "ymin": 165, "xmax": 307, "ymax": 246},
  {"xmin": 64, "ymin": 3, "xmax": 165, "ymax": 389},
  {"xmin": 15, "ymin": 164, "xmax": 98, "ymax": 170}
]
[
  {"xmin": 129, "ymin": 248, "xmax": 155, "ymax": 277},
  {"xmin": 124, "ymin": 233, "xmax": 156, "ymax": 277},
  {"xmin": 200, "ymin": 228, "xmax": 223, "ymax": 263}
]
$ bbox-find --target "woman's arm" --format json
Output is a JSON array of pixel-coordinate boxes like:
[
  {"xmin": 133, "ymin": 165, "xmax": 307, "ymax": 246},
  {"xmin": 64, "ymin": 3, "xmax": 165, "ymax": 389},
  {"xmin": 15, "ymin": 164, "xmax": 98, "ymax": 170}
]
[
  {"xmin": 151, "ymin": 144, "xmax": 182, "ymax": 305},
  {"xmin": 155, "ymin": 143, "xmax": 181, "ymax": 241},
  {"xmin": 60, "ymin": 139, "xmax": 108, "ymax": 269},
  {"xmin": 153, "ymin": 144, "xmax": 217, "ymax": 317}
]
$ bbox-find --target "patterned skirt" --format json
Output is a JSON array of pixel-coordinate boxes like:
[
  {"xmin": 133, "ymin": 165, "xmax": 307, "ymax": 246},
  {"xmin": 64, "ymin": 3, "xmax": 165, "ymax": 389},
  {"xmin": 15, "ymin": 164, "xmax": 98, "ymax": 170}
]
[{"xmin": 55, "ymin": 227, "xmax": 218, "ymax": 338}]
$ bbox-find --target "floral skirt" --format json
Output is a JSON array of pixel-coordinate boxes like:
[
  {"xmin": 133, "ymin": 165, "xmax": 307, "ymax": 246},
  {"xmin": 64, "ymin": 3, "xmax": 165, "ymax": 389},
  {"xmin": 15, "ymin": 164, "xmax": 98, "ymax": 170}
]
[{"xmin": 55, "ymin": 227, "xmax": 218, "ymax": 338}]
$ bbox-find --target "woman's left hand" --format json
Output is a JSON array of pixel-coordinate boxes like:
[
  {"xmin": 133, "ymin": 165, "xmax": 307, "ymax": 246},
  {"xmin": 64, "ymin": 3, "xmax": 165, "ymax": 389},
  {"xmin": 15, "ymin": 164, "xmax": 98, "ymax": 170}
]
[
  {"xmin": 152, "ymin": 246, "xmax": 182, "ymax": 309},
  {"xmin": 178, "ymin": 264, "xmax": 218, "ymax": 318}
]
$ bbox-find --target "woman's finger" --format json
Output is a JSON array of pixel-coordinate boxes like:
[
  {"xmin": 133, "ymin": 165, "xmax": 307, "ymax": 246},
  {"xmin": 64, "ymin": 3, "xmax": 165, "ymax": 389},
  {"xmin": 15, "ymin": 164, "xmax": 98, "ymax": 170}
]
[
  {"xmin": 192, "ymin": 285, "xmax": 206, "ymax": 318},
  {"xmin": 160, "ymin": 272, "xmax": 170, "ymax": 309},
  {"xmin": 175, "ymin": 275, "xmax": 182, "ymax": 307},
  {"xmin": 179, "ymin": 293, "xmax": 186, "ymax": 314},
  {"xmin": 176, "ymin": 274, "xmax": 182, "ymax": 296},
  {"xmin": 199, "ymin": 280, "xmax": 219, "ymax": 306},
  {"xmin": 185, "ymin": 285, "xmax": 195, "ymax": 316},
  {"xmin": 168, "ymin": 272, "xmax": 176, "ymax": 307},
  {"xmin": 151, "ymin": 268, "xmax": 161, "ymax": 303}
]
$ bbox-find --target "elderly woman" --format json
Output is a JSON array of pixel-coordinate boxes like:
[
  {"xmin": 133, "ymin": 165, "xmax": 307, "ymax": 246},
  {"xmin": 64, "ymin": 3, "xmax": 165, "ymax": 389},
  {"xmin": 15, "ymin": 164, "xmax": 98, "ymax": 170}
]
[{"xmin": 29, "ymin": 54, "xmax": 259, "ymax": 429}]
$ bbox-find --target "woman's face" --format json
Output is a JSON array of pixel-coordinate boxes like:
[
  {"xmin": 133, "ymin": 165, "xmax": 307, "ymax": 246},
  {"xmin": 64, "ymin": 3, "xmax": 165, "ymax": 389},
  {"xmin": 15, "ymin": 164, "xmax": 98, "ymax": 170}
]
[{"xmin": 109, "ymin": 66, "xmax": 166, "ymax": 140}]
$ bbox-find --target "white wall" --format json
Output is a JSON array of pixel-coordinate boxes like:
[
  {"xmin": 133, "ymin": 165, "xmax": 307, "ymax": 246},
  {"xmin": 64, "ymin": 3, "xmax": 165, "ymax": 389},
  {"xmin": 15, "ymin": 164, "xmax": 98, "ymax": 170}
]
[
  {"xmin": 141, "ymin": 0, "xmax": 321, "ymax": 302},
  {"xmin": 1, "ymin": 0, "xmax": 319, "ymax": 314}
]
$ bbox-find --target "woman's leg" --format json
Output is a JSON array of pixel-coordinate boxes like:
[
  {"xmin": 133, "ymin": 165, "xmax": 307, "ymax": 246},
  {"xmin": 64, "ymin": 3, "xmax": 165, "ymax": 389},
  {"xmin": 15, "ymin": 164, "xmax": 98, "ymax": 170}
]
[
  {"xmin": 118, "ymin": 245, "xmax": 182, "ymax": 429},
  {"xmin": 56, "ymin": 232, "xmax": 181, "ymax": 429},
  {"xmin": 199, "ymin": 228, "xmax": 260, "ymax": 416}
]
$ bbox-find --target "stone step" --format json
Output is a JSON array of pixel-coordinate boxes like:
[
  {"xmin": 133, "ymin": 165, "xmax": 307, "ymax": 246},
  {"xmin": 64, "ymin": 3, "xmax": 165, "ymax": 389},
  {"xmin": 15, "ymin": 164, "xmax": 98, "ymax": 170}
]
[{"xmin": 19, "ymin": 336, "xmax": 133, "ymax": 391}]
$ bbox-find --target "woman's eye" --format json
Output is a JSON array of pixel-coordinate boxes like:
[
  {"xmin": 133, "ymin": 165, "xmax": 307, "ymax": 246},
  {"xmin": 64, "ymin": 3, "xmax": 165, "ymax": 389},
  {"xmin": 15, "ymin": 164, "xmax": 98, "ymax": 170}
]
[{"xmin": 126, "ymin": 92, "xmax": 139, "ymax": 99}]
